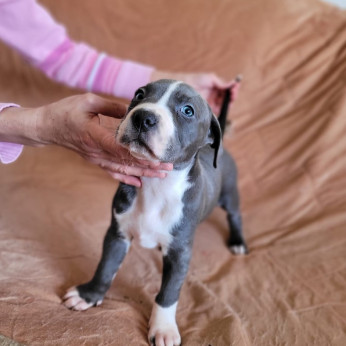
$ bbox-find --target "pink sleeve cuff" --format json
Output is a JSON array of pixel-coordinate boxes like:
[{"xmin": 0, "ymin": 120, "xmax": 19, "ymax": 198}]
[
  {"xmin": 0, "ymin": 104, "xmax": 24, "ymax": 164},
  {"xmin": 113, "ymin": 61, "xmax": 154, "ymax": 100}
]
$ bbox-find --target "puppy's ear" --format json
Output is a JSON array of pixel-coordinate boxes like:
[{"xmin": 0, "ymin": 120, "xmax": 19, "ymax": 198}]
[{"xmin": 208, "ymin": 113, "xmax": 222, "ymax": 169}]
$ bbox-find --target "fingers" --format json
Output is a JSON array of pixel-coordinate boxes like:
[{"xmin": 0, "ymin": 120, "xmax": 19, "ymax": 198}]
[
  {"xmin": 84, "ymin": 93, "xmax": 127, "ymax": 119},
  {"xmin": 137, "ymin": 160, "xmax": 173, "ymax": 171},
  {"xmin": 82, "ymin": 124, "xmax": 173, "ymax": 181},
  {"xmin": 106, "ymin": 171, "xmax": 142, "ymax": 187},
  {"xmin": 210, "ymin": 74, "xmax": 232, "ymax": 89},
  {"xmin": 73, "ymin": 93, "xmax": 174, "ymax": 183},
  {"xmin": 91, "ymin": 128, "xmax": 174, "ymax": 172},
  {"xmin": 230, "ymin": 82, "xmax": 240, "ymax": 101},
  {"xmin": 105, "ymin": 166, "xmax": 168, "ymax": 187},
  {"xmin": 87, "ymin": 156, "xmax": 170, "ymax": 185},
  {"xmin": 105, "ymin": 161, "xmax": 169, "ymax": 179},
  {"xmin": 159, "ymin": 162, "xmax": 174, "ymax": 171},
  {"xmin": 208, "ymin": 74, "xmax": 242, "ymax": 114},
  {"xmin": 212, "ymin": 73, "xmax": 242, "ymax": 87}
]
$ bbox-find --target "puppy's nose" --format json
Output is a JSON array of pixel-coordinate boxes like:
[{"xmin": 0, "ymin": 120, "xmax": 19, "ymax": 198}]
[{"xmin": 132, "ymin": 110, "xmax": 158, "ymax": 132}]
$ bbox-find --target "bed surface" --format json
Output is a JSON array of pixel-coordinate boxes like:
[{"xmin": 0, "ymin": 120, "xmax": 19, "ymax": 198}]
[{"xmin": 1, "ymin": 0, "xmax": 346, "ymax": 345}]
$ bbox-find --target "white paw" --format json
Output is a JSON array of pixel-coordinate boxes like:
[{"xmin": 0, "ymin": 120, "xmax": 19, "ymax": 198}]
[
  {"xmin": 149, "ymin": 303, "xmax": 181, "ymax": 346},
  {"xmin": 62, "ymin": 287, "xmax": 102, "ymax": 311},
  {"xmin": 230, "ymin": 244, "xmax": 247, "ymax": 255},
  {"xmin": 149, "ymin": 327, "xmax": 181, "ymax": 346}
]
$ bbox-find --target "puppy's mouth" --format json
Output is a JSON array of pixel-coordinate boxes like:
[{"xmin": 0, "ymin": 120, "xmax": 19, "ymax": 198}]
[{"xmin": 117, "ymin": 131, "xmax": 159, "ymax": 161}]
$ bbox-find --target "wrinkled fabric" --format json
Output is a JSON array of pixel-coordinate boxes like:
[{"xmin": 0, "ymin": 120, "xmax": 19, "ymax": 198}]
[{"xmin": 0, "ymin": 0, "xmax": 346, "ymax": 345}]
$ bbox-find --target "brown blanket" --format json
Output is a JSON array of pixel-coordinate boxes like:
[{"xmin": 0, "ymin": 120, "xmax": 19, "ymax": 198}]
[{"xmin": 1, "ymin": 0, "xmax": 346, "ymax": 344}]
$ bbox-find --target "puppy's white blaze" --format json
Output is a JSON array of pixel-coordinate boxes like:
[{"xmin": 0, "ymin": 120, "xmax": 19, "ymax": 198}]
[
  {"xmin": 150, "ymin": 83, "xmax": 182, "ymax": 160},
  {"xmin": 149, "ymin": 302, "xmax": 180, "ymax": 344},
  {"xmin": 137, "ymin": 102, "xmax": 175, "ymax": 159},
  {"xmin": 117, "ymin": 81, "xmax": 181, "ymax": 160},
  {"xmin": 157, "ymin": 81, "xmax": 182, "ymax": 105},
  {"xmin": 116, "ymin": 164, "xmax": 192, "ymax": 253}
]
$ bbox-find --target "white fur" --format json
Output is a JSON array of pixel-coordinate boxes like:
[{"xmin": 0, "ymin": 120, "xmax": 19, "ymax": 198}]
[
  {"xmin": 230, "ymin": 245, "xmax": 247, "ymax": 255},
  {"xmin": 117, "ymin": 82, "xmax": 181, "ymax": 161},
  {"xmin": 149, "ymin": 302, "xmax": 181, "ymax": 346},
  {"xmin": 63, "ymin": 287, "xmax": 103, "ymax": 311},
  {"xmin": 115, "ymin": 164, "xmax": 191, "ymax": 254}
]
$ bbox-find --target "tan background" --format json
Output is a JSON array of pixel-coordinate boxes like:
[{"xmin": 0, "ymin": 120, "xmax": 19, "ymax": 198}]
[{"xmin": 1, "ymin": 0, "xmax": 346, "ymax": 345}]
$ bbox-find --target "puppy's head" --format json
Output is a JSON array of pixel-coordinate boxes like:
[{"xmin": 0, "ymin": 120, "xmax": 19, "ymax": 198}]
[{"xmin": 116, "ymin": 79, "xmax": 221, "ymax": 168}]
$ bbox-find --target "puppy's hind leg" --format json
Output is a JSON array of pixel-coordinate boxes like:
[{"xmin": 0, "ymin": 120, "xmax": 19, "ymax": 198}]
[
  {"xmin": 220, "ymin": 185, "xmax": 248, "ymax": 255},
  {"xmin": 63, "ymin": 219, "xmax": 129, "ymax": 311}
]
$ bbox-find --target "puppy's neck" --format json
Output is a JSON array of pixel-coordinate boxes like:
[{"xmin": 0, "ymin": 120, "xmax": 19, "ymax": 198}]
[{"xmin": 140, "ymin": 161, "xmax": 193, "ymax": 193}]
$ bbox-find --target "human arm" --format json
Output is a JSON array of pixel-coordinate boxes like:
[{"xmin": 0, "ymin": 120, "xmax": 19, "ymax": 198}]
[
  {"xmin": 0, "ymin": 0, "xmax": 239, "ymax": 112},
  {"xmin": 0, "ymin": 0, "xmax": 154, "ymax": 101},
  {"xmin": 0, "ymin": 95, "xmax": 172, "ymax": 186}
]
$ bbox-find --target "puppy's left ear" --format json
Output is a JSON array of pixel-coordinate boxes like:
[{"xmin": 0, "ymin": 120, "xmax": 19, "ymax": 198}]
[{"xmin": 208, "ymin": 114, "xmax": 222, "ymax": 168}]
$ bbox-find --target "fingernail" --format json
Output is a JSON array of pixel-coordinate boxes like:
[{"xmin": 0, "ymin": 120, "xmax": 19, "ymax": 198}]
[
  {"xmin": 162, "ymin": 163, "xmax": 173, "ymax": 170},
  {"xmin": 235, "ymin": 74, "xmax": 243, "ymax": 82}
]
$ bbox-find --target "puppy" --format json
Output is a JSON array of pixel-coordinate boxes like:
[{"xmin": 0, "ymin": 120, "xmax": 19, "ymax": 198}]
[{"xmin": 63, "ymin": 79, "xmax": 247, "ymax": 346}]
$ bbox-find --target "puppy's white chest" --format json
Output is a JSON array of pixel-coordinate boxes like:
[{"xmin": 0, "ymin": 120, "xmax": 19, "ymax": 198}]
[{"xmin": 115, "ymin": 169, "xmax": 191, "ymax": 251}]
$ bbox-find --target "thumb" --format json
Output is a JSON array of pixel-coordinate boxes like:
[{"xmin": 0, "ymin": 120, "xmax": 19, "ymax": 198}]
[{"xmin": 87, "ymin": 95, "xmax": 128, "ymax": 119}]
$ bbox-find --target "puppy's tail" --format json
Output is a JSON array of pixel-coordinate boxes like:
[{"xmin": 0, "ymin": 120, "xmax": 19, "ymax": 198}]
[{"xmin": 217, "ymin": 75, "xmax": 242, "ymax": 137}]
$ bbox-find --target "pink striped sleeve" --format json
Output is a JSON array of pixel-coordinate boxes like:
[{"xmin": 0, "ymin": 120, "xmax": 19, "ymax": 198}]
[
  {"xmin": 38, "ymin": 39, "xmax": 154, "ymax": 100},
  {"xmin": 0, "ymin": 0, "xmax": 66, "ymax": 65},
  {"xmin": 112, "ymin": 61, "xmax": 154, "ymax": 99},
  {"xmin": 0, "ymin": 104, "xmax": 24, "ymax": 164},
  {"xmin": 0, "ymin": 0, "xmax": 154, "ymax": 101}
]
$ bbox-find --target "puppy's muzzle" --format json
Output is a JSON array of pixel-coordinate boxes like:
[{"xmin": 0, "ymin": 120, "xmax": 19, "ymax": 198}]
[{"xmin": 132, "ymin": 109, "xmax": 159, "ymax": 133}]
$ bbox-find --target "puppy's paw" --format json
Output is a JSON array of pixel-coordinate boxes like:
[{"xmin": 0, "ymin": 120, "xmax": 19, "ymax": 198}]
[
  {"xmin": 149, "ymin": 303, "xmax": 181, "ymax": 346},
  {"xmin": 149, "ymin": 328, "xmax": 181, "ymax": 346},
  {"xmin": 62, "ymin": 286, "xmax": 103, "ymax": 311},
  {"xmin": 229, "ymin": 244, "xmax": 248, "ymax": 255}
]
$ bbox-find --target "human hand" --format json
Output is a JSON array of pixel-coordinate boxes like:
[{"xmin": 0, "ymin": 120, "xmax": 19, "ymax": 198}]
[
  {"xmin": 0, "ymin": 94, "xmax": 173, "ymax": 186},
  {"xmin": 151, "ymin": 71, "xmax": 241, "ymax": 114},
  {"xmin": 37, "ymin": 94, "xmax": 174, "ymax": 186}
]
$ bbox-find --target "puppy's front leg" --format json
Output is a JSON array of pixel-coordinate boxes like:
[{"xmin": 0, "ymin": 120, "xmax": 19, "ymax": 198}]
[
  {"xmin": 149, "ymin": 245, "xmax": 192, "ymax": 346},
  {"xmin": 63, "ymin": 219, "xmax": 129, "ymax": 310}
]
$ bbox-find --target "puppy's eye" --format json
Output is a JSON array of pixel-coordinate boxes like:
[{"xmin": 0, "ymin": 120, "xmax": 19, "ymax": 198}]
[
  {"xmin": 134, "ymin": 89, "xmax": 145, "ymax": 101},
  {"xmin": 181, "ymin": 105, "xmax": 194, "ymax": 117}
]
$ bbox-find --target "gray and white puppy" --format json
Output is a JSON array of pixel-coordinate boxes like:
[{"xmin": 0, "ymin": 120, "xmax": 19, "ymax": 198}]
[{"xmin": 63, "ymin": 79, "xmax": 247, "ymax": 346}]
